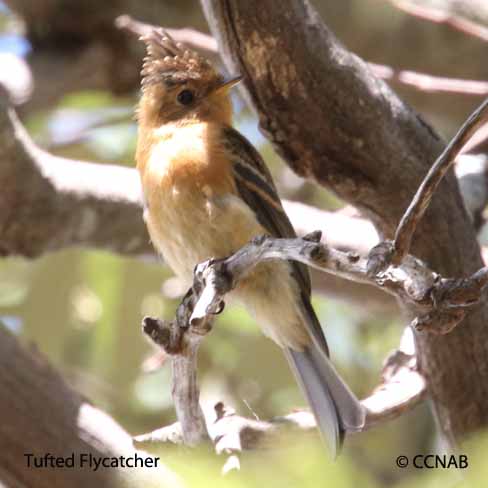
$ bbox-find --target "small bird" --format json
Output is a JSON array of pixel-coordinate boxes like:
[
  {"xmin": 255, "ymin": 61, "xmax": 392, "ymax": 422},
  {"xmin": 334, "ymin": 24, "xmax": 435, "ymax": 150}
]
[{"xmin": 136, "ymin": 29, "xmax": 365, "ymax": 457}]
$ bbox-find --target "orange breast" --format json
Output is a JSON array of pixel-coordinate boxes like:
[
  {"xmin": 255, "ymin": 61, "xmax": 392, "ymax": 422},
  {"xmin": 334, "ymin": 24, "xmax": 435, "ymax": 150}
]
[
  {"xmin": 139, "ymin": 121, "xmax": 234, "ymax": 196},
  {"xmin": 136, "ymin": 120, "xmax": 309, "ymax": 349},
  {"xmin": 137, "ymin": 121, "xmax": 259, "ymax": 281}
]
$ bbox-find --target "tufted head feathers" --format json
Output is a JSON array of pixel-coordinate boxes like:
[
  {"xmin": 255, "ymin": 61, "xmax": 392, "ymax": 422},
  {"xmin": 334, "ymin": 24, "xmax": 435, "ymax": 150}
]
[
  {"xmin": 138, "ymin": 28, "xmax": 241, "ymax": 126},
  {"xmin": 140, "ymin": 28, "xmax": 221, "ymax": 90}
]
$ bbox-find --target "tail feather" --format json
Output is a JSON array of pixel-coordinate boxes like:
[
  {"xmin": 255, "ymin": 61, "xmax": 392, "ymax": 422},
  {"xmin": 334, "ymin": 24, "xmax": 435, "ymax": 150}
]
[{"xmin": 285, "ymin": 346, "xmax": 365, "ymax": 458}]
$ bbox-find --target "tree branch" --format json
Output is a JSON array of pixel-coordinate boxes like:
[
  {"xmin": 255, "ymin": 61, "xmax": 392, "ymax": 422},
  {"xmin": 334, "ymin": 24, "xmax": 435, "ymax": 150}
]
[
  {"xmin": 153, "ymin": 228, "xmax": 488, "ymax": 348},
  {"xmin": 3, "ymin": 3, "xmax": 488, "ymax": 452},
  {"xmin": 0, "ymin": 94, "xmax": 152, "ymax": 258},
  {"xmin": 6, "ymin": 0, "xmax": 486, "ymax": 131},
  {"xmin": 116, "ymin": 15, "xmax": 220, "ymax": 65},
  {"xmin": 142, "ymin": 290, "xmax": 212, "ymax": 447},
  {"xmin": 120, "ymin": 13, "xmax": 488, "ymax": 100},
  {"xmin": 118, "ymin": 16, "xmax": 488, "ymax": 101},
  {"xmin": 389, "ymin": 0, "xmax": 488, "ymax": 42},
  {"xmin": 0, "ymin": 325, "xmax": 179, "ymax": 488},
  {"xmin": 201, "ymin": 0, "xmax": 488, "ymax": 446},
  {"xmin": 136, "ymin": 325, "xmax": 425, "ymax": 470},
  {"xmin": 132, "ymin": 218, "xmax": 486, "ymax": 460},
  {"xmin": 0, "ymin": 91, "xmax": 398, "ymax": 311},
  {"xmin": 392, "ymin": 98, "xmax": 488, "ymax": 264},
  {"xmin": 370, "ymin": 63, "xmax": 488, "ymax": 96}
]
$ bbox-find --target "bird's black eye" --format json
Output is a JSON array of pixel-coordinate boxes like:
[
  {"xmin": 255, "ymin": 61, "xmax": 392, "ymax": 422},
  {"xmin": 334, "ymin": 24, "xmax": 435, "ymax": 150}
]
[{"xmin": 177, "ymin": 89, "xmax": 194, "ymax": 106}]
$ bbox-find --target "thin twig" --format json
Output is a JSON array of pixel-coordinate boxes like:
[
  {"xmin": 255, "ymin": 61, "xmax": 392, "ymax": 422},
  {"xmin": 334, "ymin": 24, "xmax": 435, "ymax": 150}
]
[
  {"xmin": 142, "ymin": 305, "xmax": 212, "ymax": 445},
  {"xmin": 115, "ymin": 15, "xmax": 219, "ymax": 64},
  {"xmin": 182, "ymin": 232, "xmax": 488, "ymax": 335},
  {"xmin": 392, "ymin": 98, "xmax": 488, "ymax": 264},
  {"xmin": 139, "ymin": 227, "xmax": 487, "ymax": 453},
  {"xmin": 362, "ymin": 327, "xmax": 426, "ymax": 427},
  {"xmin": 370, "ymin": 63, "xmax": 488, "ymax": 96},
  {"xmin": 117, "ymin": 15, "xmax": 488, "ymax": 99},
  {"xmin": 389, "ymin": 0, "xmax": 488, "ymax": 43},
  {"xmin": 135, "ymin": 327, "xmax": 426, "ymax": 456}
]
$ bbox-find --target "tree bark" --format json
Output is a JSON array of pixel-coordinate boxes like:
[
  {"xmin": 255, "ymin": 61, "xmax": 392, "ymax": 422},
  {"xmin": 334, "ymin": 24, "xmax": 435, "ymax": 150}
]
[
  {"xmin": 2, "ymin": 0, "xmax": 488, "ymax": 457},
  {"xmin": 0, "ymin": 89, "xmax": 397, "ymax": 311},
  {"xmin": 389, "ymin": 0, "xmax": 488, "ymax": 35},
  {"xmin": 4, "ymin": 0, "xmax": 488, "ymax": 130},
  {"xmin": 201, "ymin": 0, "xmax": 488, "ymax": 446},
  {"xmin": 0, "ymin": 326, "xmax": 178, "ymax": 488},
  {"xmin": 0, "ymin": 92, "xmax": 150, "ymax": 258}
]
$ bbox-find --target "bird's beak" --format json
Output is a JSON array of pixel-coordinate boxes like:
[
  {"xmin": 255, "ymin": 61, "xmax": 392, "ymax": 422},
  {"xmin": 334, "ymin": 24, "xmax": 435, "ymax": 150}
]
[{"xmin": 214, "ymin": 75, "xmax": 243, "ymax": 94}]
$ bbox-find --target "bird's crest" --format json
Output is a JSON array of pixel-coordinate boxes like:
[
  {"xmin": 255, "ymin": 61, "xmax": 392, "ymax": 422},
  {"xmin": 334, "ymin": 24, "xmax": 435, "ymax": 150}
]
[{"xmin": 140, "ymin": 29, "xmax": 220, "ymax": 90}]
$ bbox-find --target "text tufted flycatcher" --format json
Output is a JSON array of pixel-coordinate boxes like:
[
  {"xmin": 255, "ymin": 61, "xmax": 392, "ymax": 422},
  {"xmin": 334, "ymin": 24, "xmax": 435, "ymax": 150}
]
[{"xmin": 136, "ymin": 29, "xmax": 365, "ymax": 457}]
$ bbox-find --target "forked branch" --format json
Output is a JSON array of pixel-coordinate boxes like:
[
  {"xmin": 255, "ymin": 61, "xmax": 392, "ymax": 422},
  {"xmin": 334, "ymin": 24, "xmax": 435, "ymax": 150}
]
[
  {"xmin": 391, "ymin": 98, "xmax": 488, "ymax": 264},
  {"xmin": 138, "ymin": 326, "xmax": 425, "ymax": 472},
  {"xmin": 140, "ymin": 97, "xmax": 488, "ymax": 462}
]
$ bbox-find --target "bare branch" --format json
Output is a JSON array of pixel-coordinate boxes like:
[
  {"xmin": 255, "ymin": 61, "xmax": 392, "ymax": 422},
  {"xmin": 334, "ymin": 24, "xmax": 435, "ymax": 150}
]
[
  {"xmin": 456, "ymin": 154, "xmax": 488, "ymax": 231},
  {"xmin": 134, "ymin": 196, "xmax": 487, "ymax": 452},
  {"xmin": 370, "ymin": 63, "xmax": 488, "ymax": 96},
  {"xmin": 136, "ymin": 224, "xmax": 488, "ymax": 457},
  {"xmin": 362, "ymin": 327, "xmax": 427, "ymax": 428},
  {"xmin": 0, "ymin": 97, "xmax": 152, "ymax": 258},
  {"xmin": 135, "ymin": 327, "xmax": 425, "ymax": 459},
  {"xmin": 167, "ymin": 231, "xmax": 488, "ymax": 336},
  {"xmin": 0, "ymin": 53, "xmax": 33, "ymax": 105},
  {"xmin": 117, "ymin": 17, "xmax": 488, "ymax": 104},
  {"xmin": 0, "ymin": 326, "xmax": 179, "ymax": 488},
  {"xmin": 0, "ymin": 94, "xmax": 398, "ymax": 311},
  {"xmin": 389, "ymin": 0, "xmax": 488, "ymax": 42},
  {"xmin": 142, "ymin": 295, "xmax": 212, "ymax": 446},
  {"xmin": 6, "ymin": 0, "xmax": 487, "ymax": 128},
  {"xmin": 115, "ymin": 15, "xmax": 220, "ymax": 65},
  {"xmin": 392, "ymin": 97, "xmax": 488, "ymax": 264}
]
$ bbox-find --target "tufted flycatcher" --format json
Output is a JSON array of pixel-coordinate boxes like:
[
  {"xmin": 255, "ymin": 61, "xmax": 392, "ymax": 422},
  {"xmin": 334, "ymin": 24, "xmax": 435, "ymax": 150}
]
[{"xmin": 136, "ymin": 29, "xmax": 365, "ymax": 457}]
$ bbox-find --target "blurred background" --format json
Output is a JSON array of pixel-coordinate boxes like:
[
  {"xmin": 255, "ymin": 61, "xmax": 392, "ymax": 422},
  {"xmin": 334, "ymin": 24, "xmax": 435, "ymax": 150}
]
[{"xmin": 1, "ymin": 1, "xmax": 488, "ymax": 486}]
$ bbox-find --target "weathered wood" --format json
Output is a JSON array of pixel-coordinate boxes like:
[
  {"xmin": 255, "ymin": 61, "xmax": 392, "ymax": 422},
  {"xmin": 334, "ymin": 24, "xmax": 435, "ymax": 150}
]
[
  {"xmin": 0, "ymin": 326, "xmax": 178, "ymax": 488},
  {"xmin": 201, "ymin": 0, "xmax": 488, "ymax": 445}
]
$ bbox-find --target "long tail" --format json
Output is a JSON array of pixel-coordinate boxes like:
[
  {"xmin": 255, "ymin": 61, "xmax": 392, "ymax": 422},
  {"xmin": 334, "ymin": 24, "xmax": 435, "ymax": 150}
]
[{"xmin": 285, "ymin": 345, "xmax": 365, "ymax": 458}]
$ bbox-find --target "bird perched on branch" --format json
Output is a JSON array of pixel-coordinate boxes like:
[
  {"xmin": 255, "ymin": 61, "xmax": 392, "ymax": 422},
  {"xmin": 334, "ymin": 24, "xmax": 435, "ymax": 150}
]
[{"xmin": 136, "ymin": 28, "xmax": 365, "ymax": 457}]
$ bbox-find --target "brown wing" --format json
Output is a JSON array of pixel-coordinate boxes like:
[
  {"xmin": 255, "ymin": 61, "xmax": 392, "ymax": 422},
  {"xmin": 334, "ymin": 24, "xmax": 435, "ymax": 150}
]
[
  {"xmin": 222, "ymin": 127, "xmax": 329, "ymax": 355},
  {"xmin": 222, "ymin": 127, "xmax": 309, "ymax": 289}
]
